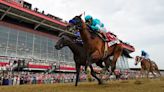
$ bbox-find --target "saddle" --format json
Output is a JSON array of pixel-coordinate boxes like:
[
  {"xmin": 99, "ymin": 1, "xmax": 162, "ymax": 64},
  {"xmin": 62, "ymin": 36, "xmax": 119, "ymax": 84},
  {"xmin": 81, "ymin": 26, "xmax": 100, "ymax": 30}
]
[
  {"xmin": 97, "ymin": 32, "xmax": 120, "ymax": 58},
  {"xmin": 100, "ymin": 32, "xmax": 120, "ymax": 47},
  {"xmin": 87, "ymin": 27, "xmax": 120, "ymax": 48},
  {"xmin": 145, "ymin": 58, "xmax": 151, "ymax": 62},
  {"xmin": 78, "ymin": 24, "xmax": 120, "ymax": 47}
]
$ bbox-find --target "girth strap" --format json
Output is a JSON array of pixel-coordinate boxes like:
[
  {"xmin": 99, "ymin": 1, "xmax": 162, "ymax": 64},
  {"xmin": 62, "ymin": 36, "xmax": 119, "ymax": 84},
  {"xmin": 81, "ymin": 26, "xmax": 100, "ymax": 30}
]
[{"xmin": 103, "ymin": 42, "xmax": 108, "ymax": 59}]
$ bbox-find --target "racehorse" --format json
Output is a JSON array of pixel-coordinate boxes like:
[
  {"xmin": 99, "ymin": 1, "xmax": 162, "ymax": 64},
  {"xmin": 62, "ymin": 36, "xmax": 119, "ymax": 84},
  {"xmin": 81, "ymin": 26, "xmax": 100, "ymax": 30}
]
[
  {"xmin": 55, "ymin": 32, "xmax": 104, "ymax": 86},
  {"xmin": 68, "ymin": 14, "xmax": 132, "ymax": 75},
  {"xmin": 135, "ymin": 56, "xmax": 161, "ymax": 78}
]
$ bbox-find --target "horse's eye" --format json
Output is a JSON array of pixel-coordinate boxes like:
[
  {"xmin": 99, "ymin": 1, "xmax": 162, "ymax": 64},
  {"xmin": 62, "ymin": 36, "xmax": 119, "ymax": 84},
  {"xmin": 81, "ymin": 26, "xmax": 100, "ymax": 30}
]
[{"xmin": 67, "ymin": 25, "xmax": 70, "ymax": 27}]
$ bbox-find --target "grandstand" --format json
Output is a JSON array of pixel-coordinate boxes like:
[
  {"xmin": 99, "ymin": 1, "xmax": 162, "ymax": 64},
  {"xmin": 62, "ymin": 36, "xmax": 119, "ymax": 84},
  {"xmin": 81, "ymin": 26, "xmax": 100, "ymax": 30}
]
[{"xmin": 0, "ymin": 0, "xmax": 135, "ymax": 73}]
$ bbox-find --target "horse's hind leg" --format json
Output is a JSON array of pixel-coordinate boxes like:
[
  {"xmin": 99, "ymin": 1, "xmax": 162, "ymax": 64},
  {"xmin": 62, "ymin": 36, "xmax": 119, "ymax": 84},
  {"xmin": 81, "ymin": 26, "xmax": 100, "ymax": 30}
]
[
  {"xmin": 155, "ymin": 66, "xmax": 161, "ymax": 77},
  {"xmin": 151, "ymin": 71, "xmax": 156, "ymax": 78},
  {"xmin": 157, "ymin": 70, "xmax": 161, "ymax": 77},
  {"xmin": 89, "ymin": 65, "xmax": 103, "ymax": 85},
  {"xmin": 104, "ymin": 57, "xmax": 112, "ymax": 73},
  {"xmin": 155, "ymin": 70, "xmax": 161, "ymax": 77},
  {"xmin": 111, "ymin": 46, "xmax": 123, "ymax": 75}
]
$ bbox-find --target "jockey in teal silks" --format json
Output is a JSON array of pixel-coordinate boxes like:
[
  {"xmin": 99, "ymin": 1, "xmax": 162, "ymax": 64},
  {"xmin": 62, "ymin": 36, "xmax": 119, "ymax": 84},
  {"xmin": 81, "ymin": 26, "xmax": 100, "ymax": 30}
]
[{"xmin": 85, "ymin": 15, "xmax": 108, "ymax": 41}]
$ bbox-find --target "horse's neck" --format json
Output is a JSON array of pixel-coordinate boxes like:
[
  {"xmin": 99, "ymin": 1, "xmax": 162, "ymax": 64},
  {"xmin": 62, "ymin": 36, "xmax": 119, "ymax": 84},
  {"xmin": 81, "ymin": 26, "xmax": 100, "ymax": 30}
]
[
  {"xmin": 65, "ymin": 41, "xmax": 82, "ymax": 55},
  {"xmin": 79, "ymin": 20, "xmax": 92, "ymax": 44},
  {"xmin": 141, "ymin": 58, "xmax": 150, "ymax": 66}
]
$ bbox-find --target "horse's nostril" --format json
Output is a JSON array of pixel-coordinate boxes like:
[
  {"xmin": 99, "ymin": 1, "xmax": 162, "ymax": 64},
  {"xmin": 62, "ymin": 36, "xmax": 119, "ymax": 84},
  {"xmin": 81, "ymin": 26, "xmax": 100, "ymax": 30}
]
[{"xmin": 55, "ymin": 45, "xmax": 58, "ymax": 49}]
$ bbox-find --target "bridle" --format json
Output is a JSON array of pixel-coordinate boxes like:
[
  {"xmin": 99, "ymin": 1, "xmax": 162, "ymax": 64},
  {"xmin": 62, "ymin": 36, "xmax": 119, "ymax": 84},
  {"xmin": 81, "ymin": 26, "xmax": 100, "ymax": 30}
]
[{"xmin": 135, "ymin": 56, "xmax": 144, "ymax": 65}]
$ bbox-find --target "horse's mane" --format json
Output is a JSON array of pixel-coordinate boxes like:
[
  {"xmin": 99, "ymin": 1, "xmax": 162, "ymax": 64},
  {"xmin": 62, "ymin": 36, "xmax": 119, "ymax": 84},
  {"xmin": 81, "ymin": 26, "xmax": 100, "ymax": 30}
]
[
  {"xmin": 58, "ymin": 32, "xmax": 76, "ymax": 38},
  {"xmin": 58, "ymin": 32, "xmax": 83, "ymax": 47}
]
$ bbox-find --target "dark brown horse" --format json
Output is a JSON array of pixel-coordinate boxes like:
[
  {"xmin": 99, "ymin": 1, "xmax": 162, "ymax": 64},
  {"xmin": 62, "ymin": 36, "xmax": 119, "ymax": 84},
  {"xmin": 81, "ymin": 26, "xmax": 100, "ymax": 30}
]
[
  {"xmin": 68, "ymin": 15, "xmax": 132, "ymax": 75},
  {"xmin": 55, "ymin": 32, "xmax": 104, "ymax": 86},
  {"xmin": 135, "ymin": 56, "xmax": 161, "ymax": 78}
]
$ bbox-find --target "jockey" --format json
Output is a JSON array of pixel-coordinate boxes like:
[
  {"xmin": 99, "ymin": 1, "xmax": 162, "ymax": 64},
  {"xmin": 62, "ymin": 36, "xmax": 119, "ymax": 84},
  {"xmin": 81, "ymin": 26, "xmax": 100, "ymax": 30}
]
[
  {"xmin": 85, "ymin": 15, "xmax": 108, "ymax": 41},
  {"xmin": 141, "ymin": 50, "xmax": 149, "ymax": 59}
]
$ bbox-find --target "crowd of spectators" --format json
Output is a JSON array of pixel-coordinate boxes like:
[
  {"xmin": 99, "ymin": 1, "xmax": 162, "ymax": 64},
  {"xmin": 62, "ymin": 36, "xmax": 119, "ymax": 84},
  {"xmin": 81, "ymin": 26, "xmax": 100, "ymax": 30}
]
[
  {"xmin": 0, "ymin": 72, "xmax": 79, "ymax": 86},
  {"xmin": 0, "ymin": 70, "xmax": 152, "ymax": 86},
  {"xmin": 0, "ymin": 68, "xmax": 137, "ymax": 86}
]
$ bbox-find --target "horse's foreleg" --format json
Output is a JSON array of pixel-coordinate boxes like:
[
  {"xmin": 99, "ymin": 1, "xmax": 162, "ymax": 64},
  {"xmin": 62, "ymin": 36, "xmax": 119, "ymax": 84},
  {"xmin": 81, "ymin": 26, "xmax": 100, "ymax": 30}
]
[
  {"xmin": 85, "ymin": 53, "xmax": 91, "ymax": 72},
  {"xmin": 75, "ymin": 64, "xmax": 80, "ymax": 86},
  {"xmin": 140, "ymin": 68, "xmax": 144, "ymax": 78},
  {"xmin": 86, "ymin": 50, "xmax": 99, "ymax": 68},
  {"xmin": 146, "ymin": 70, "xmax": 149, "ymax": 78},
  {"xmin": 89, "ymin": 65, "xmax": 103, "ymax": 85}
]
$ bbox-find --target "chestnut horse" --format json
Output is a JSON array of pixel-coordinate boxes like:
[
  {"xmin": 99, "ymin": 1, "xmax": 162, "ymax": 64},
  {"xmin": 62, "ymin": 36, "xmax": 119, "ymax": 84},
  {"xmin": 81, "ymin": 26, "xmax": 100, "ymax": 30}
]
[
  {"xmin": 135, "ymin": 56, "xmax": 161, "ymax": 78},
  {"xmin": 68, "ymin": 15, "xmax": 132, "ymax": 75},
  {"xmin": 55, "ymin": 32, "xmax": 104, "ymax": 86}
]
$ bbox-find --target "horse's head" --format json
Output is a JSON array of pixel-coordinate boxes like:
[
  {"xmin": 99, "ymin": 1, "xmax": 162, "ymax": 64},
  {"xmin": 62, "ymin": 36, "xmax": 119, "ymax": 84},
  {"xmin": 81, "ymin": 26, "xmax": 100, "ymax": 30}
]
[
  {"xmin": 68, "ymin": 14, "xmax": 84, "ymax": 31},
  {"xmin": 55, "ymin": 34, "xmax": 69, "ymax": 50},
  {"xmin": 55, "ymin": 32, "xmax": 76, "ymax": 50},
  {"xmin": 135, "ymin": 56, "xmax": 143, "ymax": 65}
]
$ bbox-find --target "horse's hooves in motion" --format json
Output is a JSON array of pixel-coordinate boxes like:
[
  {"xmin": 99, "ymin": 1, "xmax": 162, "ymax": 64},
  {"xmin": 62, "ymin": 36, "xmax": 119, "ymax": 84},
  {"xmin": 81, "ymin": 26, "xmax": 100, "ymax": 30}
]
[{"xmin": 98, "ymin": 80, "xmax": 103, "ymax": 85}]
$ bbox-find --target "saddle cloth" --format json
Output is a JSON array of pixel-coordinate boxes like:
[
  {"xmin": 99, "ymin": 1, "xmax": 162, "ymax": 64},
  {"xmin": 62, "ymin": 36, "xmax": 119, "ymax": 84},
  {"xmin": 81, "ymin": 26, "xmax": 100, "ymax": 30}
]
[{"xmin": 106, "ymin": 32, "xmax": 120, "ymax": 47}]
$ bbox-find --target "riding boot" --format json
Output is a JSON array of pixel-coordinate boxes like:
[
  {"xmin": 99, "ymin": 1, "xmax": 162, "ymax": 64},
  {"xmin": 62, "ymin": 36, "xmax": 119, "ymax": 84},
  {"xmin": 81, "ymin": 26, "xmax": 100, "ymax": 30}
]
[
  {"xmin": 101, "ymin": 32, "xmax": 109, "ymax": 42},
  {"xmin": 104, "ymin": 35, "xmax": 109, "ymax": 42}
]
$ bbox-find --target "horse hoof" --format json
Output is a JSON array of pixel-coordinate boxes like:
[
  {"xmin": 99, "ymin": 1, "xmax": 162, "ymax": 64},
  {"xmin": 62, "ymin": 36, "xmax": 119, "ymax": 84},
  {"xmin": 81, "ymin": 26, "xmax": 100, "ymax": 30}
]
[
  {"xmin": 98, "ymin": 80, "xmax": 103, "ymax": 85},
  {"xmin": 75, "ymin": 83, "xmax": 78, "ymax": 86}
]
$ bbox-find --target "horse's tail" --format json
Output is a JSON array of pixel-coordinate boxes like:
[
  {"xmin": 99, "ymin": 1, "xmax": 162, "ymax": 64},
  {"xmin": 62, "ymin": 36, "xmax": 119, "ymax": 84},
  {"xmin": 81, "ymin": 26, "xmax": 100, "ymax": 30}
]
[
  {"xmin": 150, "ymin": 61, "xmax": 161, "ymax": 76},
  {"xmin": 122, "ymin": 49, "xmax": 133, "ymax": 58}
]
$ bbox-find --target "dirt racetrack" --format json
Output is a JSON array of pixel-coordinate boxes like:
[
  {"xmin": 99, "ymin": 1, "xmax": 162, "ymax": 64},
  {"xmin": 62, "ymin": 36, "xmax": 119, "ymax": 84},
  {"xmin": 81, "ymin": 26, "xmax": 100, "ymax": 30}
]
[{"xmin": 0, "ymin": 78, "xmax": 164, "ymax": 92}]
